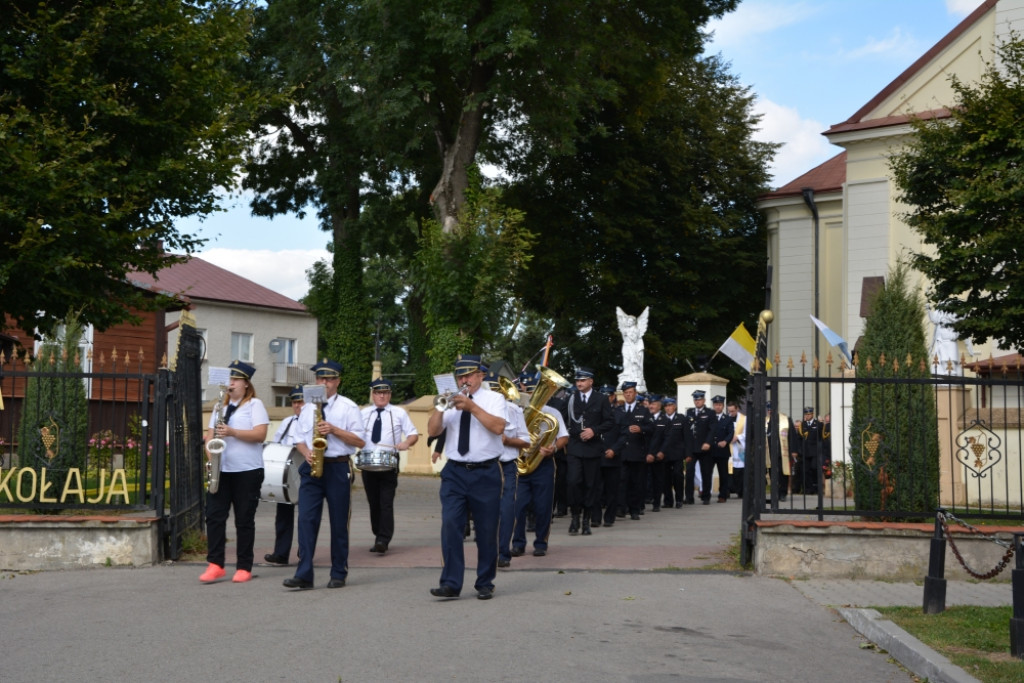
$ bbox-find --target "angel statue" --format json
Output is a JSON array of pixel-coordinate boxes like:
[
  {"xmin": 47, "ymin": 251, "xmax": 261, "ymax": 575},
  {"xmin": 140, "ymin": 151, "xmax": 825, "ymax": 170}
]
[
  {"xmin": 927, "ymin": 304, "xmax": 978, "ymax": 376},
  {"xmin": 616, "ymin": 306, "xmax": 649, "ymax": 392}
]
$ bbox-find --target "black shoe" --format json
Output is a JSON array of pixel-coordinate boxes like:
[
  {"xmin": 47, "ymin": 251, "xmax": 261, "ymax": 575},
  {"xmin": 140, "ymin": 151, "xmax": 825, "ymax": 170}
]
[
  {"xmin": 510, "ymin": 546, "xmax": 525, "ymax": 557},
  {"xmin": 652, "ymin": 505, "xmax": 661, "ymax": 512},
  {"xmin": 630, "ymin": 513, "xmax": 640, "ymax": 520},
  {"xmin": 684, "ymin": 499, "xmax": 695, "ymax": 505},
  {"xmin": 581, "ymin": 521, "xmax": 592, "ymax": 536},
  {"xmin": 327, "ymin": 578, "xmax": 346, "ymax": 588},
  {"xmin": 603, "ymin": 520, "xmax": 615, "ymax": 527},
  {"xmin": 370, "ymin": 542, "xmax": 388, "ymax": 553},
  {"xmin": 532, "ymin": 548, "xmax": 546, "ymax": 557},
  {"xmin": 497, "ymin": 558, "xmax": 510, "ymax": 568},
  {"xmin": 263, "ymin": 553, "xmax": 289, "ymax": 566},
  {"xmin": 675, "ymin": 502, "xmax": 684, "ymax": 508},
  {"xmin": 702, "ymin": 499, "xmax": 710, "ymax": 505},
  {"xmin": 283, "ymin": 577, "xmax": 313, "ymax": 590},
  {"xmin": 591, "ymin": 519, "xmax": 602, "ymax": 528},
  {"xmin": 554, "ymin": 510, "xmax": 567, "ymax": 518},
  {"xmin": 568, "ymin": 516, "xmax": 580, "ymax": 535},
  {"xmin": 430, "ymin": 585, "xmax": 460, "ymax": 599},
  {"xmin": 476, "ymin": 587, "xmax": 494, "ymax": 600},
  {"xmin": 717, "ymin": 498, "xmax": 727, "ymax": 503}
]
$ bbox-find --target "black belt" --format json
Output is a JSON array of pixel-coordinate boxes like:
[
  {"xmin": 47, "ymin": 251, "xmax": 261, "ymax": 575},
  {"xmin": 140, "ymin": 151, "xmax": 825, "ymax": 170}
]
[
  {"xmin": 322, "ymin": 456, "xmax": 350, "ymax": 463},
  {"xmin": 448, "ymin": 457, "xmax": 498, "ymax": 470}
]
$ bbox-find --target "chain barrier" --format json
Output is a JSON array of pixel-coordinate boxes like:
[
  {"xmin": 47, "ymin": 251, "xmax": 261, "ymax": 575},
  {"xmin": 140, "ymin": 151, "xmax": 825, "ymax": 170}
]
[{"xmin": 940, "ymin": 511, "xmax": 1015, "ymax": 580}]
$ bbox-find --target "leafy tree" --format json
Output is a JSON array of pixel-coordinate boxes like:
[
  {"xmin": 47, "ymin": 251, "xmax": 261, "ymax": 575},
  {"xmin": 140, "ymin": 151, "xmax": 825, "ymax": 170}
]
[
  {"xmin": 891, "ymin": 38, "xmax": 1024, "ymax": 350},
  {"xmin": 506, "ymin": 54, "xmax": 774, "ymax": 385},
  {"xmin": 1, "ymin": 1, "xmax": 259, "ymax": 337},
  {"xmin": 848, "ymin": 263, "xmax": 939, "ymax": 519}
]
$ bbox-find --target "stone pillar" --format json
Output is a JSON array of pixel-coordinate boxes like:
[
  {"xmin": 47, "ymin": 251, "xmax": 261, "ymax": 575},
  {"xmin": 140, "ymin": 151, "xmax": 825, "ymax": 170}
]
[{"xmin": 935, "ymin": 386, "xmax": 968, "ymax": 506}]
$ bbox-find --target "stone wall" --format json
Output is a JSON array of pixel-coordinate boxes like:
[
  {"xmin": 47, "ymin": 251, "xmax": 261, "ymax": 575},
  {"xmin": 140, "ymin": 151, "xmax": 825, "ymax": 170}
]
[{"xmin": 0, "ymin": 515, "xmax": 160, "ymax": 570}]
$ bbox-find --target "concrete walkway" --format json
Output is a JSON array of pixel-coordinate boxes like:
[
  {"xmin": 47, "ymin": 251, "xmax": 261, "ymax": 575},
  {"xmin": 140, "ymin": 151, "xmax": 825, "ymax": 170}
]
[{"xmin": 0, "ymin": 474, "xmax": 1010, "ymax": 683}]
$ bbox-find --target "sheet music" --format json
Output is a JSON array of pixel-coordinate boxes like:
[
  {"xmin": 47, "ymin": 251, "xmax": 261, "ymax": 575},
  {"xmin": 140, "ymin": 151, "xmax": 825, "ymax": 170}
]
[
  {"xmin": 208, "ymin": 366, "xmax": 231, "ymax": 386},
  {"xmin": 433, "ymin": 373, "xmax": 458, "ymax": 395}
]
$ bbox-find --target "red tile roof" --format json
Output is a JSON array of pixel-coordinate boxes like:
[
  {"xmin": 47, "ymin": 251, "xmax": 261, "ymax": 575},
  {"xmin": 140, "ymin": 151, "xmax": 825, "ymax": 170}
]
[
  {"xmin": 825, "ymin": 0, "xmax": 995, "ymax": 137},
  {"xmin": 130, "ymin": 257, "xmax": 306, "ymax": 313},
  {"xmin": 964, "ymin": 353, "xmax": 1024, "ymax": 374},
  {"xmin": 760, "ymin": 151, "xmax": 846, "ymax": 201}
]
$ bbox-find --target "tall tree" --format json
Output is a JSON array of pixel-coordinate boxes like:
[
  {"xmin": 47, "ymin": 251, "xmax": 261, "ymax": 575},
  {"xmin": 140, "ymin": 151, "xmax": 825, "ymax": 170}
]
[
  {"xmin": 506, "ymin": 54, "xmax": 775, "ymax": 386},
  {"xmin": 848, "ymin": 263, "xmax": 939, "ymax": 519},
  {"xmin": 891, "ymin": 38, "xmax": 1024, "ymax": 350},
  {"xmin": 1, "ymin": 1, "xmax": 258, "ymax": 337}
]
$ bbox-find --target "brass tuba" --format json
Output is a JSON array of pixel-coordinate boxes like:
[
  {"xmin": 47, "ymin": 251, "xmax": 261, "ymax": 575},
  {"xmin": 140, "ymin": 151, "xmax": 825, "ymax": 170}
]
[
  {"xmin": 516, "ymin": 366, "xmax": 572, "ymax": 476},
  {"xmin": 206, "ymin": 388, "xmax": 227, "ymax": 494}
]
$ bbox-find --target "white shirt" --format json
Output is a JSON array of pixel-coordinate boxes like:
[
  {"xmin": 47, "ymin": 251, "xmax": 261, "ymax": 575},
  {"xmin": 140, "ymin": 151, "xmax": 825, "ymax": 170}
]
[
  {"xmin": 272, "ymin": 414, "xmax": 305, "ymax": 447},
  {"xmin": 439, "ymin": 385, "xmax": 508, "ymax": 462},
  {"xmin": 501, "ymin": 402, "xmax": 530, "ymax": 462},
  {"xmin": 208, "ymin": 398, "xmax": 269, "ymax": 472},
  {"xmin": 361, "ymin": 403, "xmax": 418, "ymax": 448},
  {"xmin": 299, "ymin": 394, "xmax": 364, "ymax": 456},
  {"xmin": 540, "ymin": 404, "xmax": 569, "ymax": 440}
]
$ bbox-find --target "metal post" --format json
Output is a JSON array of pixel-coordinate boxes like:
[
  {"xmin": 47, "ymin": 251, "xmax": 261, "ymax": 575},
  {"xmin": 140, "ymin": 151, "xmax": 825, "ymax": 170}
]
[
  {"xmin": 922, "ymin": 508, "xmax": 948, "ymax": 614},
  {"xmin": 1010, "ymin": 533, "xmax": 1024, "ymax": 658}
]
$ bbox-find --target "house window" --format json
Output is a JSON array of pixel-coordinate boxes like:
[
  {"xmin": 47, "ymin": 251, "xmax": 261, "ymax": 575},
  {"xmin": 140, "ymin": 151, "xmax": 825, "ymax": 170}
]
[
  {"xmin": 283, "ymin": 338, "xmax": 297, "ymax": 364},
  {"xmin": 231, "ymin": 332, "xmax": 254, "ymax": 362}
]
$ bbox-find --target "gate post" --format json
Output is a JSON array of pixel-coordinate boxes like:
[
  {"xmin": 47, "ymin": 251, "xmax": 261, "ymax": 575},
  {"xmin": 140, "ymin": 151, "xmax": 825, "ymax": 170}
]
[
  {"xmin": 1010, "ymin": 534, "xmax": 1024, "ymax": 658},
  {"xmin": 922, "ymin": 507, "xmax": 947, "ymax": 614},
  {"xmin": 740, "ymin": 307, "xmax": 772, "ymax": 567}
]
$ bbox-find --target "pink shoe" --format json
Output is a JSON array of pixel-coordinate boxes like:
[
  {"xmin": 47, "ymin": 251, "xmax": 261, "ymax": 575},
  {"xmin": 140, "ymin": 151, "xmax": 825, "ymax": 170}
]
[
  {"xmin": 232, "ymin": 569, "xmax": 252, "ymax": 583},
  {"xmin": 199, "ymin": 563, "xmax": 226, "ymax": 583}
]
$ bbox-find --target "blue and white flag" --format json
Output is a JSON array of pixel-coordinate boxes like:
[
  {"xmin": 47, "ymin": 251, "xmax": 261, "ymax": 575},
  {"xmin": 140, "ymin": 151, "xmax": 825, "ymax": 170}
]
[{"xmin": 810, "ymin": 315, "xmax": 853, "ymax": 364}]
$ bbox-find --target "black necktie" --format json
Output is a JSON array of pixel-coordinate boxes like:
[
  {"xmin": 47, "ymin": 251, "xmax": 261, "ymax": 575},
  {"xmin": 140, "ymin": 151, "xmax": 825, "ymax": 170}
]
[
  {"xmin": 457, "ymin": 394, "xmax": 473, "ymax": 455},
  {"xmin": 223, "ymin": 403, "xmax": 238, "ymax": 424},
  {"xmin": 372, "ymin": 408, "xmax": 384, "ymax": 443}
]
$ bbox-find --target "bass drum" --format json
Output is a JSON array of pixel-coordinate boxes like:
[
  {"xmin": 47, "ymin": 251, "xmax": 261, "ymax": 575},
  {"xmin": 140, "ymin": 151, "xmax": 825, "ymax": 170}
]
[{"xmin": 261, "ymin": 443, "xmax": 302, "ymax": 504}]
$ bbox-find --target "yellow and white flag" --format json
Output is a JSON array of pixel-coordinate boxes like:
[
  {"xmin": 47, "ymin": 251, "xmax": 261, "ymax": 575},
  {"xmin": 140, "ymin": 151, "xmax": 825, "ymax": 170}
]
[{"xmin": 716, "ymin": 323, "xmax": 771, "ymax": 372}]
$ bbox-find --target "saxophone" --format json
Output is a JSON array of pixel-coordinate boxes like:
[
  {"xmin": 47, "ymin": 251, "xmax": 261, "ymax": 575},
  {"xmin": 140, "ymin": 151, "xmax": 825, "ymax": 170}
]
[
  {"xmin": 311, "ymin": 399, "xmax": 327, "ymax": 478},
  {"xmin": 206, "ymin": 388, "xmax": 227, "ymax": 494},
  {"xmin": 516, "ymin": 366, "xmax": 572, "ymax": 476}
]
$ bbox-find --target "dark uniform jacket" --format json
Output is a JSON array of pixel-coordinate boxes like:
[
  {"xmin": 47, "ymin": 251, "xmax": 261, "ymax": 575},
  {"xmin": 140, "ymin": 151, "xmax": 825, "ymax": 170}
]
[
  {"xmin": 656, "ymin": 412, "xmax": 690, "ymax": 461},
  {"xmin": 566, "ymin": 390, "xmax": 616, "ymax": 459},
  {"xmin": 709, "ymin": 411, "xmax": 735, "ymax": 458},
  {"xmin": 687, "ymin": 405, "xmax": 715, "ymax": 455},
  {"xmin": 616, "ymin": 402, "xmax": 652, "ymax": 463}
]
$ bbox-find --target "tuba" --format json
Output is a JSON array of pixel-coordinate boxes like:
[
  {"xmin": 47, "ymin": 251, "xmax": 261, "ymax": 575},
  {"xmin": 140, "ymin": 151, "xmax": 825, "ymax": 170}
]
[
  {"xmin": 206, "ymin": 388, "xmax": 227, "ymax": 494},
  {"xmin": 516, "ymin": 365, "xmax": 572, "ymax": 476}
]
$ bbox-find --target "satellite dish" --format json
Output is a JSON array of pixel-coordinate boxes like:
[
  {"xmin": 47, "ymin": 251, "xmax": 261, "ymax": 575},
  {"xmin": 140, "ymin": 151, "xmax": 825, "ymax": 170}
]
[{"xmin": 268, "ymin": 339, "xmax": 283, "ymax": 354}]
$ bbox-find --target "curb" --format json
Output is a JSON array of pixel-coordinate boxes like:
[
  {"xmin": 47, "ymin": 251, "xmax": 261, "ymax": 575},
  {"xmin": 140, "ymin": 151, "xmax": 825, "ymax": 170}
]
[{"xmin": 837, "ymin": 608, "xmax": 982, "ymax": 683}]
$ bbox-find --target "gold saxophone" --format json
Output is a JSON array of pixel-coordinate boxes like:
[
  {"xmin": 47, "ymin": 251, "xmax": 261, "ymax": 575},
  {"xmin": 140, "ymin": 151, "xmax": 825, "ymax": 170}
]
[
  {"xmin": 311, "ymin": 400, "xmax": 327, "ymax": 478},
  {"xmin": 206, "ymin": 388, "xmax": 227, "ymax": 494},
  {"xmin": 516, "ymin": 366, "xmax": 571, "ymax": 476}
]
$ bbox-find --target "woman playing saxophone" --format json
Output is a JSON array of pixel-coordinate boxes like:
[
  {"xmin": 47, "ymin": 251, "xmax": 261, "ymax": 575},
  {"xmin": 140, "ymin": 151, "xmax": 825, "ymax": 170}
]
[{"xmin": 200, "ymin": 360, "xmax": 269, "ymax": 584}]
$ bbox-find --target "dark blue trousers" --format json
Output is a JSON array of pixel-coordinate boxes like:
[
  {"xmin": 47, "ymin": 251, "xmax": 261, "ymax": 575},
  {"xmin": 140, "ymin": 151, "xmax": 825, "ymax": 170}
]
[
  {"xmin": 498, "ymin": 459, "xmax": 519, "ymax": 561},
  {"xmin": 438, "ymin": 459, "xmax": 502, "ymax": 594},
  {"xmin": 271, "ymin": 502, "xmax": 295, "ymax": 560},
  {"xmin": 512, "ymin": 457, "xmax": 554, "ymax": 553},
  {"xmin": 294, "ymin": 460, "xmax": 351, "ymax": 584}
]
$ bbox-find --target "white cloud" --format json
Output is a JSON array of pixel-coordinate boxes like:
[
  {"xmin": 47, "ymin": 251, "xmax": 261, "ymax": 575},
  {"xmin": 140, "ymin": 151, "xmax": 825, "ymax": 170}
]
[
  {"xmin": 706, "ymin": 1, "xmax": 819, "ymax": 48},
  {"xmin": 752, "ymin": 98, "xmax": 838, "ymax": 186},
  {"xmin": 845, "ymin": 27, "xmax": 918, "ymax": 61},
  {"xmin": 946, "ymin": 0, "xmax": 983, "ymax": 17},
  {"xmin": 198, "ymin": 247, "xmax": 330, "ymax": 302}
]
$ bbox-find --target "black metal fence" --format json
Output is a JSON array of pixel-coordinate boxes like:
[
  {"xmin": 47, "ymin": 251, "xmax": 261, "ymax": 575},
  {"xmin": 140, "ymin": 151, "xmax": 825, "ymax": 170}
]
[
  {"xmin": 0, "ymin": 319, "xmax": 205, "ymax": 560},
  {"xmin": 743, "ymin": 359, "xmax": 1024, "ymax": 523}
]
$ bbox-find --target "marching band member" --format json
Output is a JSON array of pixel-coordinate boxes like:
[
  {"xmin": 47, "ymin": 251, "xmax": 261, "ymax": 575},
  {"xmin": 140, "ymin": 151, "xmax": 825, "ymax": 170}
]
[
  {"xmin": 283, "ymin": 359, "xmax": 365, "ymax": 590},
  {"xmin": 201, "ymin": 360, "xmax": 269, "ymax": 584},
  {"xmin": 510, "ymin": 374, "xmax": 569, "ymax": 559},
  {"xmin": 428, "ymin": 355, "xmax": 507, "ymax": 600},
  {"xmin": 359, "ymin": 377, "xmax": 419, "ymax": 554},
  {"xmin": 263, "ymin": 384, "xmax": 304, "ymax": 567},
  {"xmin": 494, "ymin": 371, "xmax": 529, "ymax": 568}
]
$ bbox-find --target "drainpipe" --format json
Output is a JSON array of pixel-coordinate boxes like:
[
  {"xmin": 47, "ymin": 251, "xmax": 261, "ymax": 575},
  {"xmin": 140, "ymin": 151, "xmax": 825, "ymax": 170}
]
[{"xmin": 801, "ymin": 188, "xmax": 820, "ymax": 370}]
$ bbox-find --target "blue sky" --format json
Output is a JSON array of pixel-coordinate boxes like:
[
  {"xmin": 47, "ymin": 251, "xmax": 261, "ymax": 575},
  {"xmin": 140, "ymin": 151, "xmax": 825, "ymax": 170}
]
[{"xmin": 183, "ymin": 0, "xmax": 981, "ymax": 300}]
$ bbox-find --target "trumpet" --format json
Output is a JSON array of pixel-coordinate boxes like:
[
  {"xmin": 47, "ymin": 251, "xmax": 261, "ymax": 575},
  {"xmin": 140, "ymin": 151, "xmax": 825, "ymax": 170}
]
[
  {"xmin": 206, "ymin": 387, "xmax": 227, "ymax": 494},
  {"xmin": 311, "ymin": 399, "xmax": 327, "ymax": 478},
  {"xmin": 433, "ymin": 385, "xmax": 470, "ymax": 411}
]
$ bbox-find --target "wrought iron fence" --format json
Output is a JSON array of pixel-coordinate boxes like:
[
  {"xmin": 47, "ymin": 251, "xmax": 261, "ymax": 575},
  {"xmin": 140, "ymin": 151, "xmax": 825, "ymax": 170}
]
[
  {"xmin": 0, "ymin": 350, "xmax": 159, "ymax": 510},
  {"xmin": 743, "ymin": 355, "xmax": 1024, "ymax": 524}
]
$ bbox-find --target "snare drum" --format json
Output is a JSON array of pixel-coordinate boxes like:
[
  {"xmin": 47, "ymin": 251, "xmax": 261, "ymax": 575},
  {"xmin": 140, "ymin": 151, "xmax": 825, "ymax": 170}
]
[
  {"xmin": 261, "ymin": 443, "xmax": 302, "ymax": 504},
  {"xmin": 355, "ymin": 446, "xmax": 400, "ymax": 472}
]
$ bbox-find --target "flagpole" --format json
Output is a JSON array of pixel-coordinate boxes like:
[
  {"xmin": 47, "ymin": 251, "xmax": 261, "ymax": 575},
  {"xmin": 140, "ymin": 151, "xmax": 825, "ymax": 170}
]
[{"xmin": 541, "ymin": 335, "xmax": 553, "ymax": 367}]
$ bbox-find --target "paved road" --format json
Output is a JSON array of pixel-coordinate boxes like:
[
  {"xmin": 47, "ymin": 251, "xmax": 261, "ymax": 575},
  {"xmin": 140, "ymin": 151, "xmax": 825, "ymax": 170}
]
[{"xmin": 0, "ymin": 474, "xmax": 1008, "ymax": 682}]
